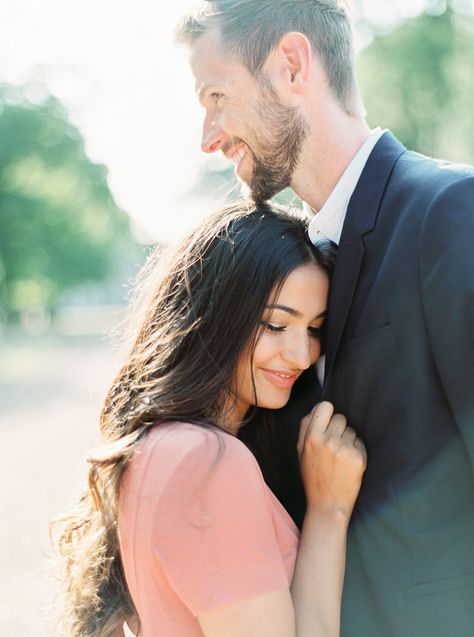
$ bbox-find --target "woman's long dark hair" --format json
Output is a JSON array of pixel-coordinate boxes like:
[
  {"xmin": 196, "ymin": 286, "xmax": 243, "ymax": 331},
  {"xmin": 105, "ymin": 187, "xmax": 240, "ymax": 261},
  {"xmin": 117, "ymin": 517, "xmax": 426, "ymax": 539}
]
[{"xmin": 56, "ymin": 201, "xmax": 336, "ymax": 637}]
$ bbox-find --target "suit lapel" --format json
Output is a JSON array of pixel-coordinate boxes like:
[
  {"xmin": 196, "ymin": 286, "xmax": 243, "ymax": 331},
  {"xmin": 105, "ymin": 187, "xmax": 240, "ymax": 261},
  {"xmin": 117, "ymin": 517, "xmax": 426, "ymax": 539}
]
[
  {"xmin": 323, "ymin": 217, "xmax": 364, "ymax": 387},
  {"xmin": 323, "ymin": 132, "xmax": 406, "ymax": 388}
]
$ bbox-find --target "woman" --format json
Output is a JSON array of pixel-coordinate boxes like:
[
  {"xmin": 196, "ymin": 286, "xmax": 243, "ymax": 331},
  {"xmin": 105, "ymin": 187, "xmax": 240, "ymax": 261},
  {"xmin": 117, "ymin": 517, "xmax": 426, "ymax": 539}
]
[{"xmin": 57, "ymin": 202, "xmax": 366, "ymax": 637}]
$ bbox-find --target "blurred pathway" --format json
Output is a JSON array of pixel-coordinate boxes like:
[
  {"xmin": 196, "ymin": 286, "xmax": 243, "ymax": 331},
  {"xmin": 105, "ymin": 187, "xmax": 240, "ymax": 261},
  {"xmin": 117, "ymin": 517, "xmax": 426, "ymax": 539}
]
[{"xmin": 0, "ymin": 333, "xmax": 123, "ymax": 636}]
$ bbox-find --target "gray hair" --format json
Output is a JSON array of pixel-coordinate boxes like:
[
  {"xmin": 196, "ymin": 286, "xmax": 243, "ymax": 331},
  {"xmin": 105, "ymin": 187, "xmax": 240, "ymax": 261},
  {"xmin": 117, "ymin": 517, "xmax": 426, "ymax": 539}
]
[{"xmin": 176, "ymin": 0, "xmax": 358, "ymax": 116}]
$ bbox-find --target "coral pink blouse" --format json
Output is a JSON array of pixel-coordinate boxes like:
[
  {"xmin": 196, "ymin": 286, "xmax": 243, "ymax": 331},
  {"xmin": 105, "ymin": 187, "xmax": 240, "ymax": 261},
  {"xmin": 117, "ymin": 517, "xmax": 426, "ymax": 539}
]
[{"xmin": 118, "ymin": 422, "xmax": 299, "ymax": 636}]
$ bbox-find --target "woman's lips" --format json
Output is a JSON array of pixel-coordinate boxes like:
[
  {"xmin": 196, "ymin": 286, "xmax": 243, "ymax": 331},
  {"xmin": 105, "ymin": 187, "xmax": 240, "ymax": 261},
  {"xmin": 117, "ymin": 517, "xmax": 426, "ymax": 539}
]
[{"xmin": 261, "ymin": 369, "xmax": 299, "ymax": 389}]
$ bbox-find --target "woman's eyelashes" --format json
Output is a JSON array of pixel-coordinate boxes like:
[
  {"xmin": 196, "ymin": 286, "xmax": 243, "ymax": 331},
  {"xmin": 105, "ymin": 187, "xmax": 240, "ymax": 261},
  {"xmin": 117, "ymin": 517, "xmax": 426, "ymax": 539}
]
[
  {"xmin": 261, "ymin": 320, "xmax": 285, "ymax": 332},
  {"xmin": 260, "ymin": 320, "xmax": 324, "ymax": 337}
]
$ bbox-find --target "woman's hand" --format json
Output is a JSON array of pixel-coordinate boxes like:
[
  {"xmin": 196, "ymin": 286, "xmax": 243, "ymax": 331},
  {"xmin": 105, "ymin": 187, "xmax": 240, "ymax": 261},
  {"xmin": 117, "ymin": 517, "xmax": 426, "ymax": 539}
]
[{"xmin": 298, "ymin": 401, "xmax": 367, "ymax": 521}]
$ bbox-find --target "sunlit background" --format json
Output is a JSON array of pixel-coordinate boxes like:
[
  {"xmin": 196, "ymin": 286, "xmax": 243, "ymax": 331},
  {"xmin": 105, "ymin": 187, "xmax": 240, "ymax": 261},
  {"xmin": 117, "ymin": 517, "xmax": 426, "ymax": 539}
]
[{"xmin": 0, "ymin": 0, "xmax": 473, "ymax": 634}]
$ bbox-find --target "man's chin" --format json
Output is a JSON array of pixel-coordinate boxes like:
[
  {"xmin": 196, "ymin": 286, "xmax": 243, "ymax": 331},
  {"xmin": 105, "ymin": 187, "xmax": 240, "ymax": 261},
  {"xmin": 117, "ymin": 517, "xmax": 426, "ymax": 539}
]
[
  {"xmin": 236, "ymin": 165, "xmax": 284, "ymax": 204},
  {"xmin": 249, "ymin": 178, "xmax": 281, "ymax": 204},
  {"xmin": 238, "ymin": 178, "xmax": 252, "ymax": 200},
  {"xmin": 239, "ymin": 181, "xmax": 271, "ymax": 205}
]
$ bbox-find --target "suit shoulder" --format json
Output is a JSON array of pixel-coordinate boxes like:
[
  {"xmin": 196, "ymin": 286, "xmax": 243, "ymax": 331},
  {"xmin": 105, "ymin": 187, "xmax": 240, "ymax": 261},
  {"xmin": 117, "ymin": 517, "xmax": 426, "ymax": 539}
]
[{"xmin": 396, "ymin": 150, "xmax": 474, "ymax": 190}]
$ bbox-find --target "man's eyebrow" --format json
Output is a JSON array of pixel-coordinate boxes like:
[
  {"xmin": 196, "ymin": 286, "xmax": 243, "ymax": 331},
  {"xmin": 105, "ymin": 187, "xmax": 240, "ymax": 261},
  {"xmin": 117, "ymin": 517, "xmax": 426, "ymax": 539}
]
[{"xmin": 265, "ymin": 304, "xmax": 327, "ymax": 320}]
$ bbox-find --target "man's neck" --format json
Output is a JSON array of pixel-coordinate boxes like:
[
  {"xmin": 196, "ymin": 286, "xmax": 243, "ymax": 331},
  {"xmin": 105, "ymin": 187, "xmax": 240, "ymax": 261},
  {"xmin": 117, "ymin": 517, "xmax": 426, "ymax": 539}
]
[{"xmin": 292, "ymin": 114, "xmax": 372, "ymax": 212}]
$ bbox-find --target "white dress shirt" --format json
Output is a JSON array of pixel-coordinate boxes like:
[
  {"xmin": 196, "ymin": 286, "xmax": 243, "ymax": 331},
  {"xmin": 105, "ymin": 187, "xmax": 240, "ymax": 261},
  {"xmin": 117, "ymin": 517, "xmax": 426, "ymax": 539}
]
[
  {"xmin": 304, "ymin": 127, "xmax": 385, "ymax": 384},
  {"xmin": 306, "ymin": 127, "xmax": 385, "ymax": 245}
]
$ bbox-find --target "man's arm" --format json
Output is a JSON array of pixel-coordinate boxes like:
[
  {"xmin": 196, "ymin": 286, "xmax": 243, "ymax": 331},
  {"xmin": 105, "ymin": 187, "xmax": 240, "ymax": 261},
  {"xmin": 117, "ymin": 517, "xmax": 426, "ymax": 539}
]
[{"xmin": 420, "ymin": 174, "xmax": 474, "ymax": 464}]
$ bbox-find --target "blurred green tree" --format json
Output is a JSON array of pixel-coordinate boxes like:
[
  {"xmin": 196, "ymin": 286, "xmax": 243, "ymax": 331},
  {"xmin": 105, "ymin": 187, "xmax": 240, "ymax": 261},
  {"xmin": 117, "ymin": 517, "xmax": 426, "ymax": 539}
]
[
  {"xmin": 358, "ymin": 6, "xmax": 474, "ymax": 164},
  {"xmin": 0, "ymin": 85, "xmax": 136, "ymax": 322}
]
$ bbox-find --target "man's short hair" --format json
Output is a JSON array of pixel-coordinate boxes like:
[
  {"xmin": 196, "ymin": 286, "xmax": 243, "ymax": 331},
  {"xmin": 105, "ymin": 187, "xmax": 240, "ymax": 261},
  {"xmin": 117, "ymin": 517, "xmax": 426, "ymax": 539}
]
[{"xmin": 176, "ymin": 0, "xmax": 357, "ymax": 115}]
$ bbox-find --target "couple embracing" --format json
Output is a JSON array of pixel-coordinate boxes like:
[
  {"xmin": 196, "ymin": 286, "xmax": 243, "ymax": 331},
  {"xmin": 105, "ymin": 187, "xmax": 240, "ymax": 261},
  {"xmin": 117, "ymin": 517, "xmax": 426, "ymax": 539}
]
[{"xmin": 57, "ymin": 2, "xmax": 474, "ymax": 636}]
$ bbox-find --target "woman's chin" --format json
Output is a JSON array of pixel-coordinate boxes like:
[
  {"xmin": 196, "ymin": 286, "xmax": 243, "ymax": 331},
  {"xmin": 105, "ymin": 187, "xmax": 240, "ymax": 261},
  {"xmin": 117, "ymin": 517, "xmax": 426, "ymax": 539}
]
[{"xmin": 257, "ymin": 392, "xmax": 292, "ymax": 411}]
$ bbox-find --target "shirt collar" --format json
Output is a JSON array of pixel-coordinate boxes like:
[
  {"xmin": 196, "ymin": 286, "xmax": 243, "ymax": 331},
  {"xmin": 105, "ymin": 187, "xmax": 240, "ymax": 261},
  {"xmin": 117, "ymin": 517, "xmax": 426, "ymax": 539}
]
[{"xmin": 306, "ymin": 127, "xmax": 385, "ymax": 245}]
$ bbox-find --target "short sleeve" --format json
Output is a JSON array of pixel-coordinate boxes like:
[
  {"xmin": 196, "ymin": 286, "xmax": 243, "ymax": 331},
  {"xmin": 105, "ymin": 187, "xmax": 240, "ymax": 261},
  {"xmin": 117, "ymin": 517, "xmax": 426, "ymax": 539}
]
[{"xmin": 151, "ymin": 431, "xmax": 290, "ymax": 615}]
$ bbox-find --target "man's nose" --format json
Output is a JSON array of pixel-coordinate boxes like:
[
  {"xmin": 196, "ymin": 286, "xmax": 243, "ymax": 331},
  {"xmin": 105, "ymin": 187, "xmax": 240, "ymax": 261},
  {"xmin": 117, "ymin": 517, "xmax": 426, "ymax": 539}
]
[{"xmin": 201, "ymin": 117, "xmax": 228, "ymax": 154}]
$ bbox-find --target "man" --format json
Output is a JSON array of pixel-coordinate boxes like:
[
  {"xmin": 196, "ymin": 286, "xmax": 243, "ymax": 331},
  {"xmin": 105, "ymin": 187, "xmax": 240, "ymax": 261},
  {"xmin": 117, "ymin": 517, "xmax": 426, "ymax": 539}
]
[{"xmin": 177, "ymin": 1, "xmax": 474, "ymax": 635}]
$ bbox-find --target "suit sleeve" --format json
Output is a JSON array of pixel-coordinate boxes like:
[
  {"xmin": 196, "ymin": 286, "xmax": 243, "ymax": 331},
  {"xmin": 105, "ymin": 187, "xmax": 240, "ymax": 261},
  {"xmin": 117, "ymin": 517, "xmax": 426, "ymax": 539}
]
[
  {"xmin": 419, "ymin": 175, "xmax": 474, "ymax": 466},
  {"xmin": 151, "ymin": 433, "xmax": 290, "ymax": 616}
]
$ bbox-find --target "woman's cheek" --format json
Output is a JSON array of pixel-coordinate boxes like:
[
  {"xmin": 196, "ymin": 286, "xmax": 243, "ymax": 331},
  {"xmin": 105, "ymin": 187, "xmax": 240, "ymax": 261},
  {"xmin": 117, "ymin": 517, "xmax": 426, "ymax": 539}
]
[{"xmin": 253, "ymin": 331, "xmax": 280, "ymax": 364}]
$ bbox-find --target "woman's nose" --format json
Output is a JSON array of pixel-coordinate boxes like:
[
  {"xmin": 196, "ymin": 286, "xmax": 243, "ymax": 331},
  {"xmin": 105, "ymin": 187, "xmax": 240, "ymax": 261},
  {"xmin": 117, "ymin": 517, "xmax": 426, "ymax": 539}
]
[{"xmin": 281, "ymin": 335, "xmax": 320, "ymax": 370}]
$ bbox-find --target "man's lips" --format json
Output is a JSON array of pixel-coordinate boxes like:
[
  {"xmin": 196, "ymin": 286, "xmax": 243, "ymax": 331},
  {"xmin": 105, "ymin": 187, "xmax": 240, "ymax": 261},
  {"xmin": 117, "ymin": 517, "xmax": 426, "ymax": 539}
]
[
  {"xmin": 224, "ymin": 144, "xmax": 249, "ymax": 175},
  {"xmin": 260, "ymin": 369, "xmax": 300, "ymax": 389},
  {"xmin": 224, "ymin": 143, "xmax": 248, "ymax": 162}
]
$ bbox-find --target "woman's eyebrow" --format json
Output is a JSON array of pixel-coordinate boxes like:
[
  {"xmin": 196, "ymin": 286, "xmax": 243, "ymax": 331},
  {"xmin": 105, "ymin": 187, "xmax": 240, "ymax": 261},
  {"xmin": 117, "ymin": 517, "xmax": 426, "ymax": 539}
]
[{"xmin": 265, "ymin": 304, "xmax": 327, "ymax": 320}]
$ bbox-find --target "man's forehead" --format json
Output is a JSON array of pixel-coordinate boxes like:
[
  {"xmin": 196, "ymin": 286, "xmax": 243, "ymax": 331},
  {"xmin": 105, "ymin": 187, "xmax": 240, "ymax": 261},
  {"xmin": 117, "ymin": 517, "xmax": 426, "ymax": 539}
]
[
  {"xmin": 189, "ymin": 28, "xmax": 246, "ymax": 95},
  {"xmin": 189, "ymin": 26, "xmax": 222, "ymax": 72}
]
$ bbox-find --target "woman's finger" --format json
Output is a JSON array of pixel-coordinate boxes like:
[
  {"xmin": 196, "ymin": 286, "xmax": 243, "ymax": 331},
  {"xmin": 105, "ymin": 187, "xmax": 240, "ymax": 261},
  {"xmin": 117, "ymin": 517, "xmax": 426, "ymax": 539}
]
[
  {"xmin": 353, "ymin": 437, "xmax": 368, "ymax": 469},
  {"xmin": 298, "ymin": 401, "xmax": 334, "ymax": 457},
  {"xmin": 325, "ymin": 413, "xmax": 347, "ymax": 438},
  {"xmin": 309, "ymin": 401, "xmax": 335, "ymax": 433},
  {"xmin": 354, "ymin": 436, "xmax": 367, "ymax": 455},
  {"xmin": 341, "ymin": 425, "xmax": 357, "ymax": 445}
]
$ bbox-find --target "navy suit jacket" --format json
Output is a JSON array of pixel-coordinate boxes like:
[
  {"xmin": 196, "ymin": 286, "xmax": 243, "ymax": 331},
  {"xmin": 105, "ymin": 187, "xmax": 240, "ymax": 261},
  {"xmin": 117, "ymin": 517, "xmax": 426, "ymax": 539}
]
[
  {"xmin": 329, "ymin": 131, "xmax": 474, "ymax": 636},
  {"xmin": 270, "ymin": 132, "xmax": 474, "ymax": 636}
]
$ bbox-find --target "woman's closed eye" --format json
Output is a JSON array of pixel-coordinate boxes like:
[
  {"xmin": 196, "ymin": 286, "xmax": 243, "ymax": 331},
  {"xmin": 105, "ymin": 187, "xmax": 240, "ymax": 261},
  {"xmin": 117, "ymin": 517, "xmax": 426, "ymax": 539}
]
[
  {"xmin": 308, "ymin": 325, "xmax": 324, "ymax": 337},
  {"xmin": 260, "ymin": 321, "xmax": 324, "ymax": 337},
  {"xmin": 261, "ymin": 321, "xmax": 285, "ymax": 332}
]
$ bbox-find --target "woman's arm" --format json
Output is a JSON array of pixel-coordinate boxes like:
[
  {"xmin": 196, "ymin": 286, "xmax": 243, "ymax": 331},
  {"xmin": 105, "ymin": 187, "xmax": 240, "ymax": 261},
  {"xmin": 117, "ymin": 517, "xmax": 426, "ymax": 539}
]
[
  {"xmin": 291, "ymin": 506, "xmax": 349, "ymax": 636},
  {"xmin": 291, "ymin": 402, "xmax": 365, "ymax": 636},
  {"xmin": 198, "ymin": 402, "xmax": 366, "ymax": 637}
]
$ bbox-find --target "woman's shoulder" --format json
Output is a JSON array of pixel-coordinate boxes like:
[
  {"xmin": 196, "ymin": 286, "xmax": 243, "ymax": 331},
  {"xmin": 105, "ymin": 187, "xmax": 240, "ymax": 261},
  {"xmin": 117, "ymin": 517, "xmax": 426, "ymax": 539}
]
[
  {"xmin": 120, "ymin": 422, "xmax": 269, "ymax": 530},
  {"xmin": 144, "ymin": 420, "xmax": 245, "ymax": 452},
  {"xmin": 134, "ymin": 421, "xmax": 261, "ymax": 480}
]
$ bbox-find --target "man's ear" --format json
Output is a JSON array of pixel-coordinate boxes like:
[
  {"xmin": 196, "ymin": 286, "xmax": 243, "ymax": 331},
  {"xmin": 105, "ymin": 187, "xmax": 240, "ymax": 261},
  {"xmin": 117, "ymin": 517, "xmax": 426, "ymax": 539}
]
[{"xmin": 276, "ymin": 32, "xmax": 313, "ymax": 95}]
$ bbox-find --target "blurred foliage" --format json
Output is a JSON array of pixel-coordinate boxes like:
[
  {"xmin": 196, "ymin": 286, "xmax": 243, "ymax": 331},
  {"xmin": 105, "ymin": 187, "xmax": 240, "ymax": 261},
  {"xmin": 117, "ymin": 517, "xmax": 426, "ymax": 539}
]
[
  {"xmin": 358, "ymin": 6, "xmax": 474, "ymax": 163},
  {"xmin": 196, "ymin": 3, "xmax": 474, "ymax": 203},
  {"xmin": 0, "ymin": 85, "xmax": 138, "ymax": 322}
]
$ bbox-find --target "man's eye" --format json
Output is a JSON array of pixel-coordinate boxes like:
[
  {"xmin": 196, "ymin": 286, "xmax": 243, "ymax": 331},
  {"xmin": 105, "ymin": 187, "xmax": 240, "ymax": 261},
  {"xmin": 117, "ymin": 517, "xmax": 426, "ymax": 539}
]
[
  {"xmin": 261, "ymin": 321, "xmax": 285, "ymax": 333},
  {"xmin": 211, "ymin": 92, "xmax": 224, "ymax": 102}
]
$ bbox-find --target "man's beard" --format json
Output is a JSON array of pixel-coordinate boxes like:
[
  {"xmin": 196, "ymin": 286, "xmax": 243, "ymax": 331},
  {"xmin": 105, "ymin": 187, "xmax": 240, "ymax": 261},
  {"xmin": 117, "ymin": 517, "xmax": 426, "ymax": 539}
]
[{"xmin": 246, "ymin": 84, "xmax": 309, "ymax": 204}]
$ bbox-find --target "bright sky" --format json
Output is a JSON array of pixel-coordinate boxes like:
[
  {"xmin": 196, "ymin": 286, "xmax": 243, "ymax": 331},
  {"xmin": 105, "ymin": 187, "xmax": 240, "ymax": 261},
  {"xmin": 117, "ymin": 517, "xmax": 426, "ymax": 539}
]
[{"xmin": 1, "ymin": 0, "xmax": 463, "ymax": 243}]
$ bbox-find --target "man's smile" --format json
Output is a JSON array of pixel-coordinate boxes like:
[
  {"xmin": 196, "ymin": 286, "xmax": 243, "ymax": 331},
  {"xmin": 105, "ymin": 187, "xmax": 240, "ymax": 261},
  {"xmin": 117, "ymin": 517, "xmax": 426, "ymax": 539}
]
[{"xmin": 225, "ymin": 143, "xmax": 251, "ymax": 178}]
